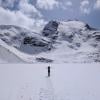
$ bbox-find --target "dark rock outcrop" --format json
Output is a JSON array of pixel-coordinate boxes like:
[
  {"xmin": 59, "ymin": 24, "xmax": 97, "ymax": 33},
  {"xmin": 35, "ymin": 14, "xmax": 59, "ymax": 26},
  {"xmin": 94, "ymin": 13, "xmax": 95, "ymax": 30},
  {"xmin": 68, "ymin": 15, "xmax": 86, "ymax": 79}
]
[
  {"xmin": 42, "ymin": 21, "xmax": 59, "ymax": 39},
  {"xmin": 23, "ymin": 37, "xmax": 49, "ymax": 47},
  {"xmin": 92, "ymin": 32, "xmax": 100, "ymax": 41},
  {"xmin": 36, "ymin": 57, "xmax": 53, "ymax": 63}
]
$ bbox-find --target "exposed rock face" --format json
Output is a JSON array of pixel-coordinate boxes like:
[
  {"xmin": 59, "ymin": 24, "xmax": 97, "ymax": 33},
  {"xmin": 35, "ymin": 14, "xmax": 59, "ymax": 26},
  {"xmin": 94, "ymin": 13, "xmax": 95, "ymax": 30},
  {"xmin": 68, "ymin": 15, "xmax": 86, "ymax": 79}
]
[
  {"xmin": 22, "ymin": 36, "xmax": 52, "ymax": 54},
  {"xmin": 92, "ymin": 32, "xmax": 100, "ymax": 41},
  {"xmin": 42, "ymin": 21, "xmax": 59, "ymax": 39},
  {"xmin": 36, "ymin": 57, "xmax": 53, "ymax": 63},
  {"xmin": 23, "ymin": 37, "xmax": 49, "ymax": 47}
]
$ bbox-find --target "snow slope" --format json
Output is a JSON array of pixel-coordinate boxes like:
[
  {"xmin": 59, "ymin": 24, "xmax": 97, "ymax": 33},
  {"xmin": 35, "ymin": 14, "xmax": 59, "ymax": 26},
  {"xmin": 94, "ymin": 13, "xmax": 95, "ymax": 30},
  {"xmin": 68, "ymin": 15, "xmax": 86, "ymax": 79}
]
[
  {"xmin": 0, "ymin": 39, "xmax": 36, "ymax": 63},
  {"xmin": 0, "ymin": 25, "xmax": 50, "ymax": 63},
  {"xmin": 0, "ymin": 20, "xmax": 100, "ymax": 63},
  {"xmin": 0, "ymin": 64, "xmax": 100, "ymax": 100}
]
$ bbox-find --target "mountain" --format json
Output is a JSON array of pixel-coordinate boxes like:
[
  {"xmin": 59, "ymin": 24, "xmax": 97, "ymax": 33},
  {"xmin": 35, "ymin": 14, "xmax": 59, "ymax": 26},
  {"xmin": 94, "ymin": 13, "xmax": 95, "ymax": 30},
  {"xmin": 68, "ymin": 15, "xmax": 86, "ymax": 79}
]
[{"xmin": 0, "ymin": 20, "xmax": 100, "ymax": 63}]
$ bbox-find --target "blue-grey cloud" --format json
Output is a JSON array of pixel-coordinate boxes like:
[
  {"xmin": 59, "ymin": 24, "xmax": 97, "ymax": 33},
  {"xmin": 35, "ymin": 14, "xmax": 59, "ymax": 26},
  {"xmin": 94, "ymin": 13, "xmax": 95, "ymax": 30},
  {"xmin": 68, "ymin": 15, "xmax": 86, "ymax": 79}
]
[
  {"xmin": 0, "ymin": 0, "xmax": 100, "ymax": 29},
  {"xmin": 94, "ymin": 0, "xmax": 100, "ymax": 9},
  {"xmin": 36, "ymin": 0, "xmax": 59, "ymax": 10},
  {"xmin": 80, "ymin": 0, "xmax": 91, "ymax": 14},
  {"xmin": 0, "ymin": 0, "xmax": 46, "ymax": 31}
]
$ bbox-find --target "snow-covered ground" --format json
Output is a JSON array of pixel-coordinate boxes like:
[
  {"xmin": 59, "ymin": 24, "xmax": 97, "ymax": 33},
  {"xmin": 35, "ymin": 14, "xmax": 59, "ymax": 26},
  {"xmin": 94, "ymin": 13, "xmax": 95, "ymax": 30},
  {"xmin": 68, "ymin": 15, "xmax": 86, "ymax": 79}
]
[{"xmin": 0, "ymin": 64, "xmax": 100, "ymax": 100}]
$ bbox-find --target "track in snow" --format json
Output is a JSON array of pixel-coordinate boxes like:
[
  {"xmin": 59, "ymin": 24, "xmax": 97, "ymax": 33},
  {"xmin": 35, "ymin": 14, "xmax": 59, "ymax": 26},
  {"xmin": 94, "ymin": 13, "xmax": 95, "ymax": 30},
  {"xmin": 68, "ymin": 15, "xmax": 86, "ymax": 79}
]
[
  {"xmin": 15, "ymin": 77, "xmax": 55, "ymax": 100},
  {"xmin": 39, "ymin": 77, "xmax": 55, "ymax": 100}
]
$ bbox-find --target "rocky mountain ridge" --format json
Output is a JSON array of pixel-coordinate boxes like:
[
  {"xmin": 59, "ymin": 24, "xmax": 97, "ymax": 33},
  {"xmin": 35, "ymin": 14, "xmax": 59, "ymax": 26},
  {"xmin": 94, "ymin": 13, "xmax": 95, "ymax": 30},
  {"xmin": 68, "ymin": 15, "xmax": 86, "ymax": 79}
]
[{"xmin": 0, "ymin": 20, "xmax": 100, "ymax": 63}]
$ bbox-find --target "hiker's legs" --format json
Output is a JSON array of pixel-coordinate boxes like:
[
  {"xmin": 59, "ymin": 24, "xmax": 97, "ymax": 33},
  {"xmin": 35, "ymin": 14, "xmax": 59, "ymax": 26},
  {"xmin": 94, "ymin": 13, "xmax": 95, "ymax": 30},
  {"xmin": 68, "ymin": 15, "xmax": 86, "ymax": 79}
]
[{"xmin": 48, "ymin": 71, "xmax": 50, "ymax": 77}]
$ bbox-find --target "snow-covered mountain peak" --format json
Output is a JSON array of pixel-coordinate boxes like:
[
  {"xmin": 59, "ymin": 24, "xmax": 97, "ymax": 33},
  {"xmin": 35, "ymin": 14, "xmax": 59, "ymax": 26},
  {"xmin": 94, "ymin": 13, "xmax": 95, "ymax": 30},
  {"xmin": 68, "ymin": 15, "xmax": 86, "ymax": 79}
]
[
  {"xmin": 58, "ymin": 20, "xmax": 93, "ymax": 36},
  {"xmin": 0, "ymin": 20, "xmax": 100, "ymax": 63},
  {"xmin": 59, "ymin": 20, "xmax": 86, "ymax": 30}
]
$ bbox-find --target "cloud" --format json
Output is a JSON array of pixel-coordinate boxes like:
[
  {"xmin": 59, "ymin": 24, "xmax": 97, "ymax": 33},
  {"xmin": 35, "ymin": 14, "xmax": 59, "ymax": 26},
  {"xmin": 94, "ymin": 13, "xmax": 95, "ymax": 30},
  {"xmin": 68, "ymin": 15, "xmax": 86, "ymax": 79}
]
[
  {"xmin": 0, "ymin": 0, "xmax": 19, "ymax": 9},
  {"xmin": 80, "ymin": 0, "xmax": 90, "ymax": 14},
  {"xmin": 94, "ymin": 0, "xmax": 100, "ymax": 9},
  {"xmin": 0, "ymin": 0, "xmax": 46, "ymax": 31},
  {"xmin": 66, "ymin": 1, "xmax": 72, "ymax": 6},
  {"xmin": 36, "ymin": 0, "xmax": 73, "ymax": 11},
  {"xmin": 0, "ymin": 0, "xmax": 42, "ymax": 18},
  {"xmin": 0, "ymin": 7, "xmax": 34, "ymax": 28},
  {"xmin": 19, "ymin": 0, "xmax": 42, "ymax": 18},
  {"xmin": 36, "ymin": 0, "xmax": 59, "ymax": 10},
  {"xmin": 61, "ymin": 1, "xmax": 73, "ymax": 10}
]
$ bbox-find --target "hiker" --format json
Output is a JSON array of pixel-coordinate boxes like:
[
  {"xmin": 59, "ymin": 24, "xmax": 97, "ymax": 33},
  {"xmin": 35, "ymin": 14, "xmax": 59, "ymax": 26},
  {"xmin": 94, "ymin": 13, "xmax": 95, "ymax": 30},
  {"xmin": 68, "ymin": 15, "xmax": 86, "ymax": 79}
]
[{"xmin": 48, "ymin": 66, "xmax": 51, "ymax": 77}]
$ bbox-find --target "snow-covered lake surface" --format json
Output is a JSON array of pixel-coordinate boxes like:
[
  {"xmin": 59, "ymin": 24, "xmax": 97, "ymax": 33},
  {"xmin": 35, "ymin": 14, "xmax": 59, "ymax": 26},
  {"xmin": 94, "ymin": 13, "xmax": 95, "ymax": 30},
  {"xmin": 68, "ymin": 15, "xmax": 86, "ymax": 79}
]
[{"xmin": 0, "ymin": 64, "xmax": 100, "ymax": 100}]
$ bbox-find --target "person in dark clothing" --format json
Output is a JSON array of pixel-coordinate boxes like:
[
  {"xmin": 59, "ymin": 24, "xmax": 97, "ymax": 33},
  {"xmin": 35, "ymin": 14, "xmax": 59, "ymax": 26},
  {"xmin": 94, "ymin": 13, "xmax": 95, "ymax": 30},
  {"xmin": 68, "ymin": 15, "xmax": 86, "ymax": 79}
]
[{"xmin": 48, "ymin": 66, "xmax": 51, "ymax": 77}]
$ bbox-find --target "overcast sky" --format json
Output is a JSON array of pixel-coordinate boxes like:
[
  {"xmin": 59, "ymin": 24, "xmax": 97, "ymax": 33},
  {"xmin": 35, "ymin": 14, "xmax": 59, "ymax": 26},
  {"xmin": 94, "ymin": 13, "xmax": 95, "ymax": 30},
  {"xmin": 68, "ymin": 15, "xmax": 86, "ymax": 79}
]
[{"xmin": 0, "ymin": 0, "xmax": 100, "ymax": 29}]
